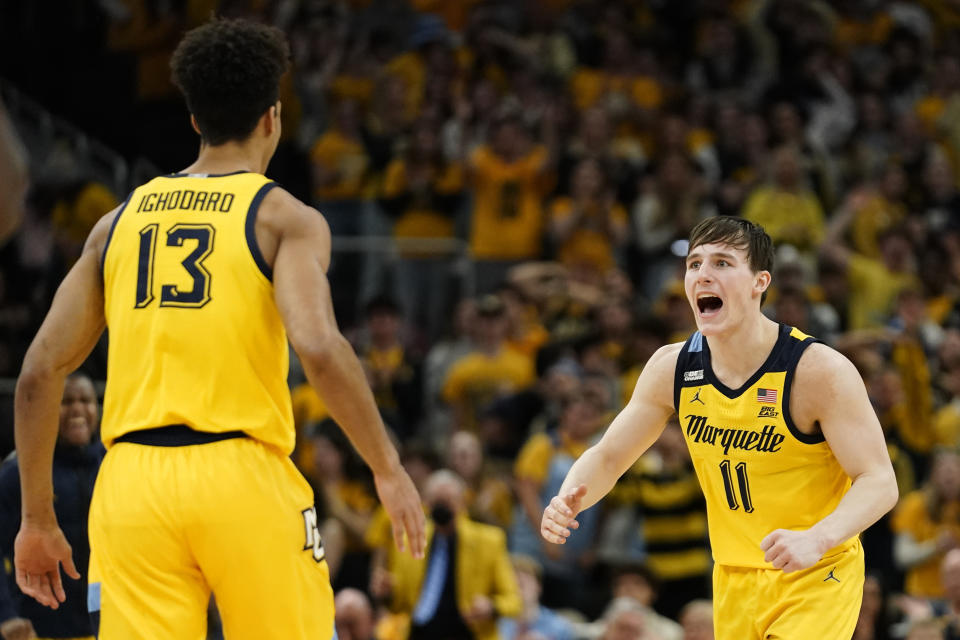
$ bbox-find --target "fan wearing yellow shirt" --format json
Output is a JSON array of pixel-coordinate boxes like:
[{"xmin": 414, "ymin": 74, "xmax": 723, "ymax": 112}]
[
  {"xmin": 467, "ymin": 114, "xmax": 557, "ymax": 293},
  {"xmin": 548, "ymin": 158, "xmax": 629, "ymax": 278},
  {"xmin": 12, "ymin": 18, "xmax": 425, "ymax": 640},
  {"xmin": 442, "ymin": 295, "xmax": 535, "ymax": 431},
  {"xmin": 541, "ymin": 216, "xmax": 897, "ymax": 640}
]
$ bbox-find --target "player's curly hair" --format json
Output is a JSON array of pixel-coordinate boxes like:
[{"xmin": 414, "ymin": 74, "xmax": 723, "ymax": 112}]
[{"xmin": 171, "ymin": 18, "xmax": 289, "ymax": 146}]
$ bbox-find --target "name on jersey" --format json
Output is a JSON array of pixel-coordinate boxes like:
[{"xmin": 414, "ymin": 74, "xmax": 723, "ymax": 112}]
[
  {"xmin": 136, "ymin": 190, "xmax": 236, "ymax": 214},
  {"xmin": 684, "ymin": 414, "xmax": 785, "ymax": 455}
]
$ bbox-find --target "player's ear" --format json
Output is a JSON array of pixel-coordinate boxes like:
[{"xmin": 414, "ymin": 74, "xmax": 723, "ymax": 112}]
[
  {"xmin": 264, "ymin": 102, "xmax": 280, "ymax": 136},
  {"xmin": 189, "ymin": 114, "xmax": 202, "ymax": 136},
  {"xmin": 755, "ymin": 270, "xmax": 771, "ymax": 296}
]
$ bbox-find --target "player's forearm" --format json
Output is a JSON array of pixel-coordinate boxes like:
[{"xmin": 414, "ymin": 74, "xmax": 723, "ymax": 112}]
[
  {"xmin": 300, "ymin": 334, "xmax": 401, "ymax": 476},
  {"xmin": 556, "ymin": 444, "xmax": 623, "ymax": 513},
  {"xmin": 809, "ymin": 468, "xmax": 898, "ymax": 552},
  {"xmin": 14, "ymin": 366, "xmax": 66, "ymax": 527}
]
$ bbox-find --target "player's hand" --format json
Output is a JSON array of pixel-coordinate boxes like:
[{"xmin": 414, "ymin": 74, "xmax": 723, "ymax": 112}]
[
  {"xmin": 0, "ymin": 617, "xmax": 37, "ymax": 640},
  {"xmin": 14, "ymin": 523, "xmax": 81, "ymax": 609},
  {"xmin": 760, "ymin": 528, "xmax": 828, "ymax": 573},
  {"xmin": 374, "ymin": 466, "xmax": 426, "ymax": 559},
  {"xmin": 540, "ymin": 484, "xmax": 586, "ymax": 544}
]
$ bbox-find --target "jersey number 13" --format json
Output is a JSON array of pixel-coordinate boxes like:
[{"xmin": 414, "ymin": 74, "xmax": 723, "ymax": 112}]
[{"xmin": 134, "ymin": 223, "xmax": 215, "ymax": 309}]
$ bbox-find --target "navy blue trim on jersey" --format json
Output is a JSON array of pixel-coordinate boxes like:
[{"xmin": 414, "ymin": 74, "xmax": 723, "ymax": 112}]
[
  {"xmin": 114, "ymin": 424, "xmax": 247, "ymax": 446},
  {"xmin": 167, "ymin": 170, "xmax": 252, "ymax": 178},
  {"xmin": 99, "ymin": 191, "xmax": 134, "ymax": 281},
  {"xmin": 701, "ymin": 323, "xmax": 791, "ymax": 399},
  {"xmin": 246, "ymin": 182, "xmax": 278, "ymax": 281},
  {"xmin": 781, "ymin": 335, "xmax": 826, "ymax": 444},
  {"xmin": 674, "ymin": 332, "xmax": 705, "ymax": 411}
]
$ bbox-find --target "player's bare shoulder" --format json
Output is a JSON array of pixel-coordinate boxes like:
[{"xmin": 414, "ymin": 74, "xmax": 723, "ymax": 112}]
[
  {"xmin": 256, "ymin": 185, "xmax": 331, "ymax": 268},
  {"xmin": 89, "ymin": 204, "xmax": 125, "ymax": 261},
  {"xmin": 791, "ymin": 342, "xmax": 864, "ymax": 432},
  {"xmin": 631, "ymin": 341, "xmax": 685, "ymax": 409}
]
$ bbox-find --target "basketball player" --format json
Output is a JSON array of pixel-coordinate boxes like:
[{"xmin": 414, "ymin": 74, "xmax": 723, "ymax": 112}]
[
  {"xmin": 541, "ymin": 216, "xmax": 898, "ymax": 639},
  {"xmin": 12, "ymin": 18, "xmax": 425, "ymax": 640}
]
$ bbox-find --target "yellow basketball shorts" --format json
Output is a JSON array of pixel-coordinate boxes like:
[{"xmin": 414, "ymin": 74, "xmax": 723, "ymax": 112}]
[
  {"xmin": 713, "ymin": 540, "xmax": 864, "ymax": 640},
  {"xmin": 87, "ymin": 436, "xmax": 333, "ymax": 639}
]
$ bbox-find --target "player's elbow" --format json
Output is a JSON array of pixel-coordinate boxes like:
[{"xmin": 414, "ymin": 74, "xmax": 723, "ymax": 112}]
[
  {"xmin": 16, "ymin": 354, "xmax": 61, "ymax": 404},
  {"xmin": 295, "ymin": 330, "xmax": 350, "ymax": 372},
  {"xmin": 878, "ymin": 466, "xmax": 899, "ymax": 516}
]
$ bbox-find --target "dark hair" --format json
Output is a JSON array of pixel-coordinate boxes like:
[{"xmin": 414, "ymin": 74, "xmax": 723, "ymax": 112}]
[
  {"xmin": 688, "ymin": 216, "xmax": 774, "ymax": 304},
  {"xmin": 171, "ymin": 18, "xmax": 290, "ymax": 146},
  {"xmin": 365, "ymin": 294, "xmax": 401, "ymax": 318}
]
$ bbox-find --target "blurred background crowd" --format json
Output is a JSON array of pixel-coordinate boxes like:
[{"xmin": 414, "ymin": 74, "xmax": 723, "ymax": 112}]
[{"xmin": 1, "ymin": 0, "xmax": 960, "ymax": 639}]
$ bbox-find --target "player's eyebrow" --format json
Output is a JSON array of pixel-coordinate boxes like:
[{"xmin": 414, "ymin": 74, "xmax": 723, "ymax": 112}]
[{"xmin": 686, "ymin": 251, "xmax": 738, "ymax": 263}]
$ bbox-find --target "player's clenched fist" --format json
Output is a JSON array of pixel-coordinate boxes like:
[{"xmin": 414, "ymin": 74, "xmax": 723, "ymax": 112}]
[
  {"xmin": 540, "ymin": 485, "xmax": 587, "ymax": 544},
  {"xmin": 760, "ymin": 528, "xmax": 828, "ymax": 573}
]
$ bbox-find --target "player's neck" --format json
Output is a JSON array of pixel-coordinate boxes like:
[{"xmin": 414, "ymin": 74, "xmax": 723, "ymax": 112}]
[
  {"xmin": 707, "ymin": 313, "xmax": 780, "ymax": 387},
  {"xmin": 183, "ymin": 140, "xmax": 269, "ymax": 176}
]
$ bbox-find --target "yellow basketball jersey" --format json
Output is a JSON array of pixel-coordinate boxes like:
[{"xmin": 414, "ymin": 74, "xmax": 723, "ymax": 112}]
[
  {"xmin": 674, "ymin": 324, "xmax": 855, "ymax": 568},
  {"xmin": 100, "ymin": 171, "xmax": 294, "ymax": 453}
]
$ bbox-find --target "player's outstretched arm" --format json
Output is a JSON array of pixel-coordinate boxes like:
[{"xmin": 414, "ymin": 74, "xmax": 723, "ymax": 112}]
[
  {"xmin": 269, "ymin": 192, "xmax": 425, "ymax": 559},
  {"xmin": 14, "ymin": 209, "xmax": 115, "ymax": 609},
  {"xmin": 541, "ymin": 343, "xmax": 679, "ymax": 544},
  {"xmin": 761, "ymin": 344, "xmax": 898, "ymax": 572}
]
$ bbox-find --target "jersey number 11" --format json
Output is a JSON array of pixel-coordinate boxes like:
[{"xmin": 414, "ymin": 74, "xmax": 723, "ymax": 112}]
[{"xmin": 719, "ymin": 460, "xmax": 754, "ymax": 513}]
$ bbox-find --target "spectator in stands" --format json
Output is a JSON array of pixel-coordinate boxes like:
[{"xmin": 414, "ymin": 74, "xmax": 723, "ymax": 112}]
[
  {"xmin": 442, "ymin": 295, "xmax": 535, "ymax": 432},
  {"xmin": 381, "ymin": 470, "xmax": 521, "ymax": 640},
  {"xmin": 498, "ymin": 555, "xmax": 575, "ymax": 640},
  {"xmin": 822, "ymin": 223, "xmax": 920, "ymax": 331},
  {"xmin": 511, "ymin": 386, "xmax": 606, "ymax": 612},
  {"xmin": 894, "ymin": 449, "xmax": 960, "ymax": 599},
  {"xmin": 448, "ymin": 430, "xmax": 513, "ymax": 530},
  {"xmin": 597, "ymin": 596, "xmax": 666, "ymax": 640},
  {"xmin": 854, "ymin": 572, "xmax": 892, "ymax": 640},
  {"xmin": 359, "ymin": 295, "xmax": 423, "ymax": 440},
  {"xmin": 609, "ymin": 420, "xmax": 710, "ymax": 620},
  {"xmin": 0, "ymin": 372, "xmax": 102, "ymax": 640},
  {"xmin": 308, "ymin": 420, "xmax": 377, "ymax": 591},
  {"xmin": 379, "ymin": 118, "xmax": 465, "ymax": 341},
  {"xmin": 0, "ymin": 98, "xmax": 27, "ymax": 244},
  {"xmin": 466, "ymin": 112, "xmax": 557, "ymax": 294},
  {"xmin": 741, "ymin": 144, "xmax": 825, "ymax": 251},
  {"xmin": 679, "ymin": 599, "xmax": 713, "ymax": 640},
  {"xmin": 548, "ymin": 158, "xmax": 629, "ymax": 282},
  {"xmin": 606, "ymin": 562, "xmax": 683, "ymax": 640},
  {"xmin": 632, "ymin": 153, "xmax": 715, "ymax": 299},
  {"xmin": 334, "ymin": 588, "xmax": 376, "ymax": 640}
]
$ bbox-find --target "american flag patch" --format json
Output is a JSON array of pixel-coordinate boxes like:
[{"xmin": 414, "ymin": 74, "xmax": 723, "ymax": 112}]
[{"xmin": 757, "ymin": 388, "xmax": 778, "ymax": 404}]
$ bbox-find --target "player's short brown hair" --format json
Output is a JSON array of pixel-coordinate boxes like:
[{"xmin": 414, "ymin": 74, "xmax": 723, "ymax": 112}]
[
  {"xmin": 688, "ymin": 216, "xmax": 775, "ymax": 305},
  {"xmin": 688, "ymin": 216, "xmax": 774, "ymax": 274},
  {"xmin": 171, "ymin": 18, "xmax": 289, "ymax": 146}
]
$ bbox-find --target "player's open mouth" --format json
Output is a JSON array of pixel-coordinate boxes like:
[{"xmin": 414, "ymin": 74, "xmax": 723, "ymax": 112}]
[{"xmin": 697, "ymin": 295, "xmax": 723, "ymax": 316}]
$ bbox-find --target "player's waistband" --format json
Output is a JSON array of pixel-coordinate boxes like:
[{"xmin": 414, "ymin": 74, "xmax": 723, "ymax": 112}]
[{"xmin": 113, "ymin": 424, "xmax": 248, "ymax": 447}]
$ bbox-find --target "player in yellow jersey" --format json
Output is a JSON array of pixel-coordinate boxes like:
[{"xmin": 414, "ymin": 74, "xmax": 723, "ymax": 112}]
[
  {"xmin": 541, "ymin": 216, "xmax": 898, "ymax": 639},
  {"xmin": 11, "ymin": 18, "xmax": 425, "ymax": 640}
]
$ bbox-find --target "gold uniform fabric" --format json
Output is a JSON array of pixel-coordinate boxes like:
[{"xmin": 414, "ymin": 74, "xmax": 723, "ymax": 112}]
[
  {"xmin": 674, "ymin": 324, "xmax": 863, "ymax": 638},
  {"xmin": 93, "ymin": 172, "xmax": 331, "ymax": 639},
  {"xmin": 674, "ymin": 324, "xmax": 855, "ymax": 568},
  {"xmin": 88, "ymin": 438, "xmax": 333, "ymax": 639},
  {"xmin": 100, "ymin": 172, "xmax": 294, "ymax": 454}
]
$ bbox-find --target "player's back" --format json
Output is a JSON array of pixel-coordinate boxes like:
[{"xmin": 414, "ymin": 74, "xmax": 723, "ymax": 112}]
[
  {"xmin": 100, "ymin": 171, "xmax": 294, "ymax": 453},
  {"xmin": 674, "ymin": 324, "xmax": 856, "ymax": 568}
]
